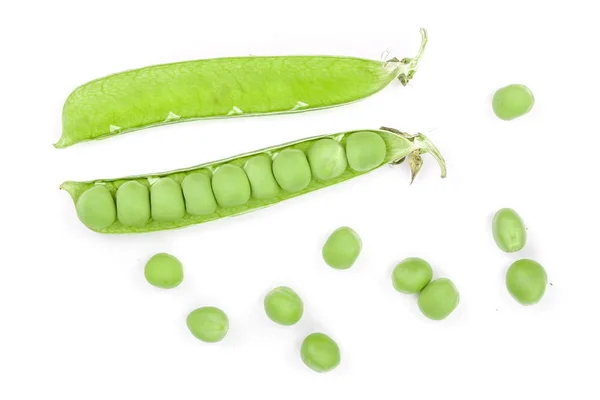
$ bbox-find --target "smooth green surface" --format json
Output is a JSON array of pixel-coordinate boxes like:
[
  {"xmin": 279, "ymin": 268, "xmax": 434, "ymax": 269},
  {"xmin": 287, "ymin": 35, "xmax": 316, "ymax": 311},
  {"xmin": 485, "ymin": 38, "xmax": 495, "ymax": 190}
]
[
  {"xmin": 506, "ymin": 259, "xmax": 547, "ymax": 305},
  {"xmin": 307, "ymin": 138, "xmax": 348, "ymax": 181},
  {"xmin": 186, "ymin": 307, "xmax": 229, "ymax": 343},
  {"xmin": 301, "ymin": 333, "xmax": 341, "ymax": 373},
  {"xmin": 492, "ymin": 208, "xmax": 527, "ymax": 253},
  {"xmin": 55, "ymin": 30, "xmax": 428, "ymax": 148},
  {"xmin": 181, "ymin": 172, "xmax": 218, "ymax": 216},
  {"xmin": 211, "ymin": 164, "xmax": 251, "ymax": 207},
  {"xmin": 244, "ymin": 155, "xmax": 281, "ymax": 200},
  {"xmin": 144, "ymin": 253, "xmax": 184, "ymax": 289},
  {"xmin": 264, "ymin": 286, "xmax": 304, "ymax": 326},
  {"xmin": 116, "ymin": 181, "xmax": 150, "ymax": 227},
  {"xmin": 61, "ymin": 128, "xmax": 447, "ymax": 233},
  {"xmin": 322, "ymin": 226, "xmax": 362, "ymax": 270},
  {"xmin": 418, "ymin": 278, "xmax": 460, "ymax": 320},
  {"xmin": 272, "ymin": 149, "xmax": 312, "ymax": 192},
  {"xmin": 75, "ymin": 185, "xmax": 116, "ymax": 230},
  {"xmin": 492, "ymin": 84, "xmax": 535, "ymax": 120},
  {"xmin": 392, "ymin": 257, "xmax": 433, "ymax": 294},
  {"xmin": 151, "ymin": 178, "xmax": 186, "ymax": 222},
  {"xmin": 345, "ymin": 131, "xmax": 387, "ymax": 172}
]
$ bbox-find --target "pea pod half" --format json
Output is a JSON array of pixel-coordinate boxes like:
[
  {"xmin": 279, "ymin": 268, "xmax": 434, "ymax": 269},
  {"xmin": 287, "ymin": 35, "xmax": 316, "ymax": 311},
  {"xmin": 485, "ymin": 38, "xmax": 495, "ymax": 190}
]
[
  {"xmin": 60, "ymin": 127, "xmax": 446, "ymax": 234},
  {"xmin": 54, "ymin": 29, "xmax": 428, "ymax": 148}
]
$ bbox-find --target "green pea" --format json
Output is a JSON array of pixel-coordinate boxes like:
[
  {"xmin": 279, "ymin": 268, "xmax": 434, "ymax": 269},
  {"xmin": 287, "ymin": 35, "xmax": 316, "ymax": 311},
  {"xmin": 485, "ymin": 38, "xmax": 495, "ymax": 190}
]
[
  {"xmin": 417, "ymin": 278, "xmax": 460, "ymax": 320},
  {"xmin": 272, "ymin": 149, "xmax": 312, "ymax": 192},
  {"xmin": 321, "ymin": 226, "xmax": 362, "ymax": 270},
  {"xmin": 492, "ymin": 84, "xmax": 535, "ymax": 120},
  {"xmin": 75, "ymin": 185, "xmax": 116, "ymax": 231},
  {"xmin": 186, "ymin": 306, "xmax": 229, "ymax": 343},
  {"xmin": 345, "ymin": 131, "xmax": 387, "ymax": 172},
  {"xmin": 307, "ymin": 138, "xmax": 348, "ymax": 181},
  {"xmin": 243, "ymin": 155, "xmax": 281, "ymax": 200},
  {"xmin": 392, "ymin": 257, "xmax": 433, "ymax": 294},
  {"xmin": 506, "ymin": 259, "xmax": 547, "ymax": 305},
  {"xmin": 263, "ymin": 286, "xmax": 303, "ymax": 326},
  {"xmin": 150, "ymin": 177, "xmax": 185, "ymax": 222},
  {"xmin": 116, "ymin": 181, "xmax": 150, "ymax": 227},
  {"xmin": 300, "ymin": 333, "xmax": 341, "ymax": 373},
  {"xmin": 492, "ymin": 208, "xmax": 527, "ymax": 253},
  {"xmin": 144, "ymin": 252, "xmax": 184, "ymax": 289},
  {"xmin": 211, "ymin": 164, "xmax": 251, "ymax": 207},
  {"xmin": 181, "ymin": 172, "xmax": 217, "ymax": 215}
]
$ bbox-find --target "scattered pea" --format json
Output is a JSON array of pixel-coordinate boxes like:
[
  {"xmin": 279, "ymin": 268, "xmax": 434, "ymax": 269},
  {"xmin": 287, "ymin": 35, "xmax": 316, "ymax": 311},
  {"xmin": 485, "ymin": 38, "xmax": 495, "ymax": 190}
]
[
  {"xmin": 264, "ymin": 286, "xmax": 304, "ymax": 326},
  {"xmin": 300, "ymin": 333, "xmax": 341, "ymax": 373},
  {"xmin": 345, "ymin": 131, "xmax": 387, "ymax": 172},
  {"xmin": 151, "ymin": 177, "xmax": 186, "ymax": 222},
  {"xmin": 144, "ymin": 253, "xmax": 184, "ymax": 289},
  {"xmin": 116, "ymin": 181, "xmax": 150, "ymax": 227},
  {"xmin": 506, "ymin": 259, "xmax": 547, "ymax": 305},
  {"xmin": 322, "ymin": 226, "xmax": 362, "ymax": 270},
  {"xmin": 417, "ymin": 278, "xmax": 459, "ymax": 320},
  {"xmin": 392, "ymin": 257, "xmax": 433, "ymax": 294},
  {"xmin": 492, "ymin": 208, "xmax": 527, "ymax": 253},
  {"xmin": 492, "ymin": 83, "xmax": 535, "ymax": 120},
  {"xmin": 186, "ymin": 306, "xmax": 229, "ymax": 343},
  {"xmin": 272, "ymin": 148, "xmax": 312, "ymax": 192},
  {"xmin": 307, "ymin": 138, "xmax": 348, "ymax": 181},
  {"xmin": 75, "ymin": 185, "xmax": 116, "ymax": 230},
  {"xmin": 211, "ymin": 164, "xmax": 251, "ymax": 207}
]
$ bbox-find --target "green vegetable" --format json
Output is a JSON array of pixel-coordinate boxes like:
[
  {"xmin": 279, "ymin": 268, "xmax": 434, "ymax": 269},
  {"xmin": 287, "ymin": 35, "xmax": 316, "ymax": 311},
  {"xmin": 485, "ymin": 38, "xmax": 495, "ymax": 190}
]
[
  {"xmin": 392, "ymin": 257, "xmax": 433, "ymax": 294},
  {"xmin": 144, "ymin": 253, "xmax": 184, "ymax": 289},
  {"xmin": 492, "ymin": 84, "xmax": 535, "ymax": 120},
  {"xmin": 263, "ymin": 286, "xmax": 304, "ymax": 326},
  {"xmin": 417, "ymin": 278, "xmax": 459, "ymax": 320},
  {"xmin": 322, "ymin": 226, "xmax": 362, "ymax": 270},
  {"xmin": 506, "ymin": 259, "xmax": 547, "ymax": 305},
  {"xmin": 54, "ymin": 30, "xmax": 428, "ymax": 148},
  {"xmin": 186, "ymin": 306, "xmax": 229, "ymax": 343},
  {"xmin": 116, "ymin": 181, "xmax": 150, "ymax": 227},
  {"xmin": 61, "ymin": 127, "xmax": 446, "ymax": 233},
  {"xmin": 492, "ymin": 208, "xmax": 527, "ymax": 253},
  {"xmin": 300, "ymin": 333, "xmax": 341, "ymax": 373}
]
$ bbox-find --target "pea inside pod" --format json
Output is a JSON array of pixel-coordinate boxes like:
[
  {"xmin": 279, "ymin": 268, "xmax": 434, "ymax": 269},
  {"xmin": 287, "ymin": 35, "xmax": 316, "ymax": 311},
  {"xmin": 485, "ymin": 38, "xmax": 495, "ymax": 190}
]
[{"xmin": 62, "ymin": 127, "xmax": 446, "ymax": 234}]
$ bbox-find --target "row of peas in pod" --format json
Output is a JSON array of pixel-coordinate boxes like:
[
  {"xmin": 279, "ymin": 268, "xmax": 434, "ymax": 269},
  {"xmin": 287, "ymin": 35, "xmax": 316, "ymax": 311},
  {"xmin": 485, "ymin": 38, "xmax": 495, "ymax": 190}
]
[{"xmin": 74, "ymin": 130, "xmax": 390, "ymax": 233}]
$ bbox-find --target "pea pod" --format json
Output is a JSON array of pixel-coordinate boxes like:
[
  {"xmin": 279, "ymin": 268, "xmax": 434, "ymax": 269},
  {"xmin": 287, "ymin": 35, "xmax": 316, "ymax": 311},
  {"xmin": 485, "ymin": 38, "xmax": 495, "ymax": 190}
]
[
  {"xmin": 60, "ymin": 127, "xmax": 446, "ymax": 234},
  {"xmin": 54, "ymin": 29, "xmax": 428, "ymax": 148}
]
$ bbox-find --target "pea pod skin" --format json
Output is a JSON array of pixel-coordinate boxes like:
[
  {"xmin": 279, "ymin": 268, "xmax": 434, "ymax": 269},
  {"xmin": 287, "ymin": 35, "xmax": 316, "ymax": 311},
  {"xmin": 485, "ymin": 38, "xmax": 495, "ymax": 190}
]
[
  {"xmin": 60, "ymin": 127, "xmax": 446, "ymax": 234},
  {"xmin": 54, "ymin": 30, "xmax": 428, "ymax": 148}
]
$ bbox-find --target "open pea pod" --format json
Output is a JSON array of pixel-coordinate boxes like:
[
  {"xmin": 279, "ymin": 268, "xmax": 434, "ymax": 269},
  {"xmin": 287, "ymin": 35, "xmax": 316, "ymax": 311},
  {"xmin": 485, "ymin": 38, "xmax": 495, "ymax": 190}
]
[
  {"xmin": 60, "ymin": 127, "xmax": 446, "ymax": 234},
  {"xmin": 54, "ymin": 29, "xmax": 428, "ymax": 148}
]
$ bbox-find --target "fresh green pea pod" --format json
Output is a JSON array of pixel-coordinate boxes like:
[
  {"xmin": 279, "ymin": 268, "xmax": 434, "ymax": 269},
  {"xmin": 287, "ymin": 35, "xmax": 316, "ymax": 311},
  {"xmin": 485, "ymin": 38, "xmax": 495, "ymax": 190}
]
[
  {"xmin": 54, "ymin": 30, "xmax": 428, "ymax": 148},
  {"xmin": 60, "ymin": 127, "xmax": 446, "ymax": 234}
]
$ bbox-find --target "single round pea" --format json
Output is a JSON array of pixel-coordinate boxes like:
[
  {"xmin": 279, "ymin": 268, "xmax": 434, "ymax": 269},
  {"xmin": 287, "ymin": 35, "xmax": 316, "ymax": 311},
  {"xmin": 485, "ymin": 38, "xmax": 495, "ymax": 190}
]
[
  {"xmin": 506, "ymin": 259, "xmax": 547, "ymax": 305},
  {"xmin": 150, "ymin": 177, "xmax": 186, "ymax": 222},
  {"xmin": 345, "ymin": 131, "xmax": 387, "ymax": 172},
  {"xmin": 272, "ymin": 149, "xmax": 312, "ymax": 192},
  {"xmin": 75, "ymin": 185, "xmax": 116, "ymax": 230},
  {"xmin": 492, "ymin": 208, "xmax": 527, "ymax": 253},
  {"xmin": 211, "ymin": 164, "xmax": 251, "ymax": 207},
  {"xmin": 307, "ymin": 138, "xmax": 348, "ymax": 181},
  {"xmin": 300, "ymin": 333, "xmax": 341, "ymax": 373},
  {"xmin": 144, "ymin": 253, "xmax": 183, "ymax": 289},
  {"xmin": 186, "ymin": 306, "xmax": 229, "ymax": 343},
  {"xmin": 322, "ymin": 226, "xmax": 362, "ymax": 270},
  {"xmin": 417, "ymin": 278, "xmax": 460, "ymax": 320},
  {"xmin": 116, "ymin": 181, "xmax": 150, "ymax": 227},
  {"xmin": 181, "ymin": 172, "xmax": 218, "ymax": 215},
  {"xmin": 392, "ymin": 257, "xmax": 433, "ymax": 294},
  {"xmin": 264, "ymin": 286, "xmax": 303, "ymax": 326},
  {"xmin": 492, "ymin": 84, "xmax": 535, "ymax": 120},
  {"xmin": 243, "ymin": 155, "xmax": 281, "ymax": 200}
]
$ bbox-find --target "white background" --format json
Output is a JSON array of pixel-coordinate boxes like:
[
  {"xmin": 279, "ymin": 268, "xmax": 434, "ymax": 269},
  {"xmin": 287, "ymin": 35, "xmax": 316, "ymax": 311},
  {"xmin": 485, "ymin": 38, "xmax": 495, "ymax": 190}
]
[{"xmin": 1, "ymin": 1, "xmax": 599, "ymax": 399}]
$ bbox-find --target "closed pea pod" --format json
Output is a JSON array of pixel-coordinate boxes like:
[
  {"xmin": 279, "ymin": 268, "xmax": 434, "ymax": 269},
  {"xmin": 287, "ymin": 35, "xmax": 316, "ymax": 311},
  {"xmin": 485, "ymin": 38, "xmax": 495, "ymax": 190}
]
[
  {"xmin": 61, "ymin": 127, "xmax": 446, "ymax": 233},
  {"xmin": 55, "ymin": 30, "xmax": 428, "ymax": 148}
]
